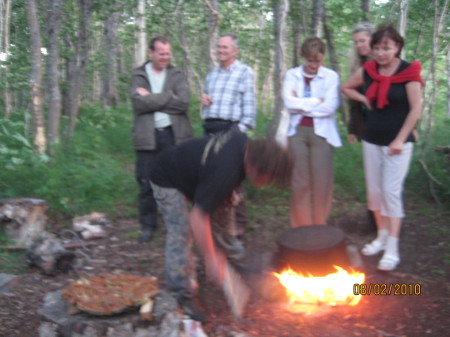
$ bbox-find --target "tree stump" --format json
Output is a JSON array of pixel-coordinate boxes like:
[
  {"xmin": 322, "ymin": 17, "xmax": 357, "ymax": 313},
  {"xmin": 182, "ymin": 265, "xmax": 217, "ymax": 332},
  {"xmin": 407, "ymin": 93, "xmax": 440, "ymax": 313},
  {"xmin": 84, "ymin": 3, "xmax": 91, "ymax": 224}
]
[{"xmin": 0, "ymin": 198, "xmax": 48, "ymax": 246}]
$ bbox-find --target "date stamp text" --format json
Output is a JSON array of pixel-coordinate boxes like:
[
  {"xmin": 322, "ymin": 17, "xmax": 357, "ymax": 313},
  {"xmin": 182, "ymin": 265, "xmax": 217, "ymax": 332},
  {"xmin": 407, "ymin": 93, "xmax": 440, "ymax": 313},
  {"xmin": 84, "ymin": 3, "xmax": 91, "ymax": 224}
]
[{"xmin": 353, "ymin": 283, "xmax": 422, "ymax": 295}]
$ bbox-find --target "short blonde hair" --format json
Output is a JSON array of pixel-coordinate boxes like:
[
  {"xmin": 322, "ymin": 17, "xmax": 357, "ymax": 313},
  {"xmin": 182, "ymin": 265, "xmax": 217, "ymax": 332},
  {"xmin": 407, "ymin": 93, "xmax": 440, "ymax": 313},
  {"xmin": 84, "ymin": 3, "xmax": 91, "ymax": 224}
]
[{"xmin": 301, "ymin": 37, "xmax": 326, "ymax": 59}]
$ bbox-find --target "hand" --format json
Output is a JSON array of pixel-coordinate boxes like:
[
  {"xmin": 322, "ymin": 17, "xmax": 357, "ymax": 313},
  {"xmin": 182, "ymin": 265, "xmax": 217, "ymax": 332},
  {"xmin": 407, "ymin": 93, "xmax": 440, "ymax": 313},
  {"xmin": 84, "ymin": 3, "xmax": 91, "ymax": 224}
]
[
  {"xmin": 291, "ymin": 90, "xmax": 298, "ymax": 97},
  {"xmin": 136, "ymin": 87, "xmax": 150, "ymax": 96},
  {"xmin": 362, "ymin": 97, "xmax": 372, "ymax": 111},
  {"xmin": 201, "ymin": 94, "xmax": 212, "ymax": 106},
  {"xmin": 388, "ymin": 139, "xmax": 403, "ymax": 155}
]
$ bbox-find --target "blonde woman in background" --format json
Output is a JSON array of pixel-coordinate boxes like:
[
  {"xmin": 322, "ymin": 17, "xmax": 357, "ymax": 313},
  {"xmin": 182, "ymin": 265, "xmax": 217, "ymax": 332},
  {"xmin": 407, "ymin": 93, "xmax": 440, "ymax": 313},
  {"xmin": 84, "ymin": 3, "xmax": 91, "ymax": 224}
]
[{"xmin": 347, "ymin": 22, "xmax": 374, "ymax": 144}]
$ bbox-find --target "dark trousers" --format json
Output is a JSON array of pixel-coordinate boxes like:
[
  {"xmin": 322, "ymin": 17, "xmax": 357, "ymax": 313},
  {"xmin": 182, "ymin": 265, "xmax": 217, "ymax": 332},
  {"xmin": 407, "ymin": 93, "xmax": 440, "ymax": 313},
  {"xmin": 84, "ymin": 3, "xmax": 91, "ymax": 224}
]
[{"xmin": 135, "ymin": 128, "xmax": 175, "ymax": 232}]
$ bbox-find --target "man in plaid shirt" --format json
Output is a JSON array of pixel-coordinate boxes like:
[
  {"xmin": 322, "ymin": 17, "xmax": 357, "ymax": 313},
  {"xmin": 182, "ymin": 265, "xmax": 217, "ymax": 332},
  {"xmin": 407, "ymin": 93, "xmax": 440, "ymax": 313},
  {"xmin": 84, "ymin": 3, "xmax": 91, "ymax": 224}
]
[
  {"xmin": 201, "ymin": 34, "xmax": 256, "ymax": 134},
  {"xmin": 201, "ymin": 33, "xmax": 257, "ymax": 237}
]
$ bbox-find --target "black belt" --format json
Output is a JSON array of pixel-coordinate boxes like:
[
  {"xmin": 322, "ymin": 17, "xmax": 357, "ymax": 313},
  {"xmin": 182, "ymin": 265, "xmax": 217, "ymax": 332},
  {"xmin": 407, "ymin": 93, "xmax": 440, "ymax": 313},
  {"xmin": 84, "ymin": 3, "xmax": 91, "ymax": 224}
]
[
  {"xmin": 205, "ymin": 118, "xmax": 235, "ymax": 123},
  {"xmin": 156, "ymin": 126, "xmax": 172, "ymax": 131}
]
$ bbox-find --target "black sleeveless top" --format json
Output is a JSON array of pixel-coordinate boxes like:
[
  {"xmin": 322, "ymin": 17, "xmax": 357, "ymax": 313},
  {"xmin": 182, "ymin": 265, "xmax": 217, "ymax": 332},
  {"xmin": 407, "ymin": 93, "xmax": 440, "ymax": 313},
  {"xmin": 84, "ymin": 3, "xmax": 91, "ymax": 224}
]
[{"xmin": 362, "ymin": 60, "xmax": 416, "ymax": 146}]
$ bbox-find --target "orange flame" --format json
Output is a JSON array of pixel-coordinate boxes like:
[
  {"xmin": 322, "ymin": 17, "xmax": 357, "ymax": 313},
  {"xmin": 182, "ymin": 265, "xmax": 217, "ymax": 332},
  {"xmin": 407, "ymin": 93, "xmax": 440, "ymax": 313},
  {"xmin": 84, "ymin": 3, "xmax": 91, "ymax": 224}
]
[{"xmin": 274, "ymin": 266, "xmax": 365, "ymax": 314}]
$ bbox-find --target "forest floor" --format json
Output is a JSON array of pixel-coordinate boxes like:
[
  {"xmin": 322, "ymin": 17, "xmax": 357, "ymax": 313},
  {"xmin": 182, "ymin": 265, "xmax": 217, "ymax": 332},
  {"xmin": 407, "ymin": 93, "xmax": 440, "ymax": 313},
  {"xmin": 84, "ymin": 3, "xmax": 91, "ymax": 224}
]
[{"xmin": 0, "ymin": 190, "xmax": 449, "ymax": 337}]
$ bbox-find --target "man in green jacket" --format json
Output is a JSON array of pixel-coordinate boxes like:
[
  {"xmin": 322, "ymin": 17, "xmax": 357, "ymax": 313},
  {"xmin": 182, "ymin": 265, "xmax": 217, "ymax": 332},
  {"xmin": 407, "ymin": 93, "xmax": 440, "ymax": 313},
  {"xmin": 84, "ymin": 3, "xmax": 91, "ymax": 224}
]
[{"xmin": 130, "ymin": 36, "xmax": 193, "ymax": 243}]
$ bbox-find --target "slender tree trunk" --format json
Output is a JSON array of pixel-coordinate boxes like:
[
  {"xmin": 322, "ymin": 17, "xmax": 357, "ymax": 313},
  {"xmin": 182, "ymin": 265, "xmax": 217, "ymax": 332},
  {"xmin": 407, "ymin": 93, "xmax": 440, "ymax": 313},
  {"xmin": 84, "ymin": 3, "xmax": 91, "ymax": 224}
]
[
  {"xmin": 205, "ymin": 0, "xmax": 219, "ymax": 71},
  {"xmin": 290, "ymin": 0, "xmax": 302, "ymax": 68},
  {"xmin": 420, "ymin": 0, "xmax": 448, "ymax": 144},
  {"xmin": 311, "ymin": 0, "xmax": 324, "ymax": 37},
  {"xmin": 46, "ymin": 0, "xmax": 62, "ymax": 152},
  {"xmin": 25, "ymin": 0, "xmax": 46, "ymax": 154},
  {"xmin": 447, "ymin": 44, "xmax": 450, "ymax": 119},
  {"xmin": 271, "ymin": 0, "xmax": 289, "ymax": 136},
  {"xmin": 170, "ymin": 0, "xmax": 203, "ymax": 94},
  {"xmin": 323, "ymin": 15, "xmax": 339, "ymax": 74},
  {"xmin": 398, "ymin": 0, "xmax": 409, "ymax": 59},
  {"xmin": 133, "ymin": 0, "xmax": 146, "ymax": 67},
  {"xmin": 67, "ymin": 0, "xmax": 93, "ymax": 136},
  {"xmin": 0, "ymin": 0, "xmax": 4, "ymax": 49},
  {"xmin": 1, "ymin": 0, "xmax": 11, "ymax": 117},
  {"xmin": 361, "ymin": 0, "xmax": 370, "ymax": 22},
  {"xmin": 103, "ymin": 5, "xmax": 120, "ymax": 107}
]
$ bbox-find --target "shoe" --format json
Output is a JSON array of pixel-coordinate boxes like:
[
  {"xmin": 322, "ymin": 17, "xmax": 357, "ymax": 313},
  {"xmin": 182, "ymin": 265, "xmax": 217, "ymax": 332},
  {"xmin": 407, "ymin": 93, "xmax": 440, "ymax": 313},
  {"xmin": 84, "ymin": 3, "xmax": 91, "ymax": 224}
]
[
  {"xmin": 138, "ymin": 230, "xmax": 153, "ymax": 243},
  {"xmin": 361, "ymin": 239, "xmax": 385, "ymax": 256},
  {"xmin": 377, "ymin": 253, "xmax": 400, "ymax": 271},
  {"xmin": 178, "ymin": 297, "xmax": 206, "ymax": 322}
]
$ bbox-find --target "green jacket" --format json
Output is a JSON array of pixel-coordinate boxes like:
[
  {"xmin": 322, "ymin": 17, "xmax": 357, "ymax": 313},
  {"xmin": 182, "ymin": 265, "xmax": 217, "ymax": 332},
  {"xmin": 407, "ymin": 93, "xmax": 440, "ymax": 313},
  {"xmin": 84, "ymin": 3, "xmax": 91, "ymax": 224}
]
[{"xmin": 130, "ymin": 62, "xmax": 193, "ymax": 150}]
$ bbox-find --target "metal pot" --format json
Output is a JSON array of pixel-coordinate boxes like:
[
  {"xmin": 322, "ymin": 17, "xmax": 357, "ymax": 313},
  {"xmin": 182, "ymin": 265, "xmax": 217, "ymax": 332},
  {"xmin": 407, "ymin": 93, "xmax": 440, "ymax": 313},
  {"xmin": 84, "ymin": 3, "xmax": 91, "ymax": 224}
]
[{"xmin": 275, "ymin": 225, "xmax": 350, "ymax": 276}]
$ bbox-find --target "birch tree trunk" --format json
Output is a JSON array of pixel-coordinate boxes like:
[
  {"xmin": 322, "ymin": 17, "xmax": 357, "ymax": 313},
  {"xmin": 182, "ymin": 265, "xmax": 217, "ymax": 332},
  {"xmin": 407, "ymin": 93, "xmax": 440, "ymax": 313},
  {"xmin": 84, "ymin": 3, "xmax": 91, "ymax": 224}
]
[
  {"xmin": 398, "ymin": 0, "xmax": 409, "ymax": 59},
  {"xmin": 103, "ymin": 5, "xmax": 120, "ymax": 107},
  {"xmin": 272, "ymin": 0, "xmax": 289, "ymax": 135},
  {"xmin": 205, "ymin": 0, "xmax": 219, "ymax": 71},
  {"xmin": 1, "ymin": 0, "xmax": 11, "ymax": 117},
  {"xmin": 447, "ymin": 44, "xmax": 450, "ymax": 119},
  {"xmin": 46, "ymin": 0, "xmax": 62, "ymax": 151},
  {"xmin": 311, "ymin": 0, "xmax": 324, "ymax": 37},
  {"xmin": 25, "ymin": 0, "xmax": 46, "ymax": 154},
  {"xmin": 133, "ymin": 0, "xmax": 146, "ymax": 67}
]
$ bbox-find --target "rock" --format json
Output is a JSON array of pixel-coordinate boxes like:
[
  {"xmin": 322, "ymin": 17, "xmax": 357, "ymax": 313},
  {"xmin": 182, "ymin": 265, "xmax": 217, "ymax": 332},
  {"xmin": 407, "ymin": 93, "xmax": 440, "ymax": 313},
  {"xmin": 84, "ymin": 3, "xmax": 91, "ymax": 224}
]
[
  {"xmin": 0, "ymin": 273, "xmax": 18, "ymax": 295},
  {"xmin": 73, "ymin": 213, "xmax": 108, "ymax": 240},
  {"xmin": 38, "ymin": 322, "xmax": 58, "ymax": 337},
  {"xmin": 27, "ymin": 232, "xmax": 76, "ymax": 275}
]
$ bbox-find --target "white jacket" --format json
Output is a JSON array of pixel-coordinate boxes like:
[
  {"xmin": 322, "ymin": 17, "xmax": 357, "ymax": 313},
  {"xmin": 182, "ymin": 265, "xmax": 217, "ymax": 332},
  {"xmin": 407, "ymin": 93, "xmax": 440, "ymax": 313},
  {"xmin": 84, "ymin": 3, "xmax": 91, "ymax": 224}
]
[{"xmin": 282, "ymin": 65, "xmax": 342, "ymax": 147}]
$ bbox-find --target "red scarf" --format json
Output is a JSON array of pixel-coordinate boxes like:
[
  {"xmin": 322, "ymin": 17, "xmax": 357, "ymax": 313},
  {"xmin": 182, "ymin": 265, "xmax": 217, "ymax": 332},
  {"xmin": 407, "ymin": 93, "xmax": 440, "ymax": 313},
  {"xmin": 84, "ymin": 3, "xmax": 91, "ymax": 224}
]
[{"xmin": 363, "ymin": 60, "xmax": 423, "ymax": 109}]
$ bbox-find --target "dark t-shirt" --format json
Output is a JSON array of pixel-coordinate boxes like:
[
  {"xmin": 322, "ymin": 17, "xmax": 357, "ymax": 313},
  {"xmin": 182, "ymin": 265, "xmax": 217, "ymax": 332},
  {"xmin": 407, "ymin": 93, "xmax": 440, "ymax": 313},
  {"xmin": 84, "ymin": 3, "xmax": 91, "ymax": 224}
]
[
  {"xmin": 150, "ymin": 129, "xmax": 247, "ymax": 213},
  {"xmin": 362, "ymin": 60, "xmax": 416, "ymax": 146}
]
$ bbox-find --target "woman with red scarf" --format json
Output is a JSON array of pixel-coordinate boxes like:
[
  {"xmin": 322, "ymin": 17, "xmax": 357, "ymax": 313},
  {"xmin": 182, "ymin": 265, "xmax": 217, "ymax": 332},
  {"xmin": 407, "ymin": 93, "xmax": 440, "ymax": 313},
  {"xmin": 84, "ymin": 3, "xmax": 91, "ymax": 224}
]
[{"xmin": 342, "ymin": 24, "xmax": 423, "ymax": 271}]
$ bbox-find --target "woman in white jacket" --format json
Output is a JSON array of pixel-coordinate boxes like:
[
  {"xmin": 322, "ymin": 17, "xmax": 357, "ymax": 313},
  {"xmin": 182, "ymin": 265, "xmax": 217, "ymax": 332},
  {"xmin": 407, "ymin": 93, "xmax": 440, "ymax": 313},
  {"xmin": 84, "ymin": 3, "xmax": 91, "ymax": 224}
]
[{"xmin": 282, "ymin": 37, "xmax": 342, "ymax": 227}]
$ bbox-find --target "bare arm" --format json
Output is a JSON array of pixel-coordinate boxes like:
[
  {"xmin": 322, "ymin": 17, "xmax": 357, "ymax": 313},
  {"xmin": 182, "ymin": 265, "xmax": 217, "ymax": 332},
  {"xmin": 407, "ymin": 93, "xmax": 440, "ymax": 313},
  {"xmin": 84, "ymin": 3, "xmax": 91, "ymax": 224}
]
[
  {"xmin": 189, "ymin": 205, "xmax": 226, "ymax": 285},
  {"xmin": 388, "ymin": 81, "xmax": 422, "ymax": 155},
  {"xmin": 341, "ymin": 68, "xmax": 371, "ymax": 110}
]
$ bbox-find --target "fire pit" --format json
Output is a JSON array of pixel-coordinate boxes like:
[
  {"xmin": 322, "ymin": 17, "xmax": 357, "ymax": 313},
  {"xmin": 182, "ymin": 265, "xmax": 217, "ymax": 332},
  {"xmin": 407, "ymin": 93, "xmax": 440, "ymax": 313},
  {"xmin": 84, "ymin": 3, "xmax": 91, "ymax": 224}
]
[{"xmin": 272, "ymin": 225, "xmax": 365, "ymax": 314}]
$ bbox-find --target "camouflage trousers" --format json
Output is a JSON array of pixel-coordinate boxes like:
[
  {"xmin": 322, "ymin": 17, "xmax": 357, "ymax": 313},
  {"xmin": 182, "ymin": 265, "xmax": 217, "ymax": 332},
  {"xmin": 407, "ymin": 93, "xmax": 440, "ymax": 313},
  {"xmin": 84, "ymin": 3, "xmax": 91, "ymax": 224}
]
[{"xmin": 151, "ymin": 182, "xmax": 245, "ymax": 300}]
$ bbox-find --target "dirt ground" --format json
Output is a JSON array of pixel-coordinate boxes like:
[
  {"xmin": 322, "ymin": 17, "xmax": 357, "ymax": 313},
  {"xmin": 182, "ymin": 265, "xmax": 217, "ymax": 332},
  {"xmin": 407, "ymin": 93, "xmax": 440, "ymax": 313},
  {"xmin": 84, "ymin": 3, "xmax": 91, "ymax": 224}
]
[{"xmin": 0, "ymin": 193, "xmax": 449, "ymax": 337}]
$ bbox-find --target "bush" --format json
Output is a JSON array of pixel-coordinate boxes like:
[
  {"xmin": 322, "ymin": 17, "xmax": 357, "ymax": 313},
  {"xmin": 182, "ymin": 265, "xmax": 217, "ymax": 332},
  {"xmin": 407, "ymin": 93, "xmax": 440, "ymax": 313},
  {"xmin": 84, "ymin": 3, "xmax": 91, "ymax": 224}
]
[{"xmin": 0, "ymin": 104, "xmax": 136, "ymax": 218}]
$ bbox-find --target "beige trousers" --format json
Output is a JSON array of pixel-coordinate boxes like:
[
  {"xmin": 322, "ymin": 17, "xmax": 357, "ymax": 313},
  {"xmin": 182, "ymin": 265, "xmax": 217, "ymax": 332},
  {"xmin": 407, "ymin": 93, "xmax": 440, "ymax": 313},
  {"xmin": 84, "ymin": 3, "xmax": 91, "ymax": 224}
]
[{"xmin": 289, "ymin": 125, "xmax": 334, "ymax": 227}]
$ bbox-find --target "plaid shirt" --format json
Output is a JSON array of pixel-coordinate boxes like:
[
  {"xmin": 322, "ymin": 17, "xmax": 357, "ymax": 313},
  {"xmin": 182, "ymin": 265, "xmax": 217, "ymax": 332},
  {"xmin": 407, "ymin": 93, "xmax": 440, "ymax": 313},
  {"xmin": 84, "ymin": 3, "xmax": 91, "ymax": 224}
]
[{"xmin": 203, "ymin": 60, "xmax": 256, "ymax": 132}]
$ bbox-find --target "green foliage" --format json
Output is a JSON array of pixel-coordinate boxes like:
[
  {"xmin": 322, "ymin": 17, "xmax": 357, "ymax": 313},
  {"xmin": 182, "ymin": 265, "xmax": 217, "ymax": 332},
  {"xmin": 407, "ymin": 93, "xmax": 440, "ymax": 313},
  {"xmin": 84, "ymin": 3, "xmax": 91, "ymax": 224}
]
[
  {"xmin": 0, "ymin": 104, "xmax": 136, "ymax": 218},
  {"xmin": 407, "ymin": 118, "xmax": 450, "ymax": 207},
  {"xmin": 333, "ymin": 138, "xmax": 366, "ymax": 202},
  {"xmin": 0, "ymin": 230, "xmax": 27, "ymax": 274}
]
